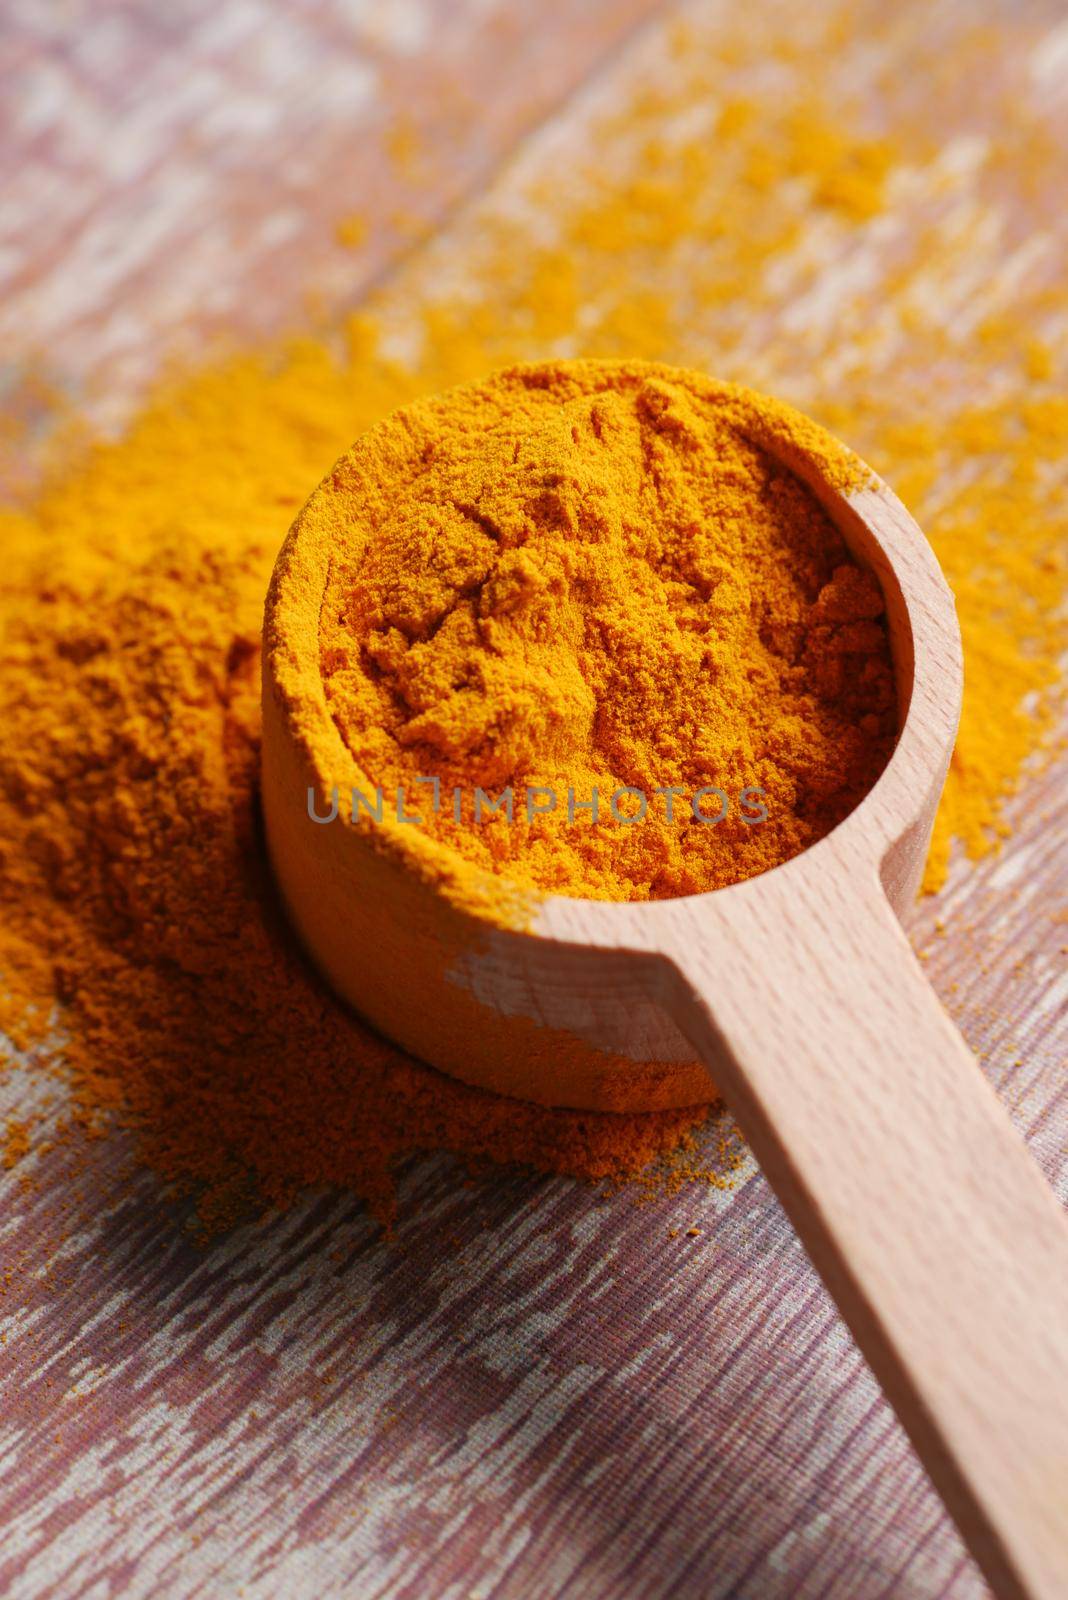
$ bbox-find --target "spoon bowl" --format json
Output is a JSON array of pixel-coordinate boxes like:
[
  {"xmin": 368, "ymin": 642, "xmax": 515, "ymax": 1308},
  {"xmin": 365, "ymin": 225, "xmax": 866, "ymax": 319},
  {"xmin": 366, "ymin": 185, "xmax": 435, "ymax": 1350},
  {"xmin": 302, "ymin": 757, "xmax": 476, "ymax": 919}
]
[{"xmin": 260, "ymin": 409, "xmax": 946, "ymax": 1114}]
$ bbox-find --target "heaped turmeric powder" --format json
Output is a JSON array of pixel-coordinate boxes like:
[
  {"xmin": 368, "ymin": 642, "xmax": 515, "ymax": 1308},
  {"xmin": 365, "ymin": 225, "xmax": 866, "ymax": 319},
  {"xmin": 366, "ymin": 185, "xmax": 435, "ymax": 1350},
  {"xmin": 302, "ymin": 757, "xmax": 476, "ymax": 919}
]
[
  {"xmin": 259, "ymin": 360, "xmax": 896, "ymax": 1117},
  {"xmin": 290, "ymin": 360, "xmax": 895, "ymax": 906},
  {"xmin": 2, "ymin": 0, "xmax": 1065, "ymax": 1234}
]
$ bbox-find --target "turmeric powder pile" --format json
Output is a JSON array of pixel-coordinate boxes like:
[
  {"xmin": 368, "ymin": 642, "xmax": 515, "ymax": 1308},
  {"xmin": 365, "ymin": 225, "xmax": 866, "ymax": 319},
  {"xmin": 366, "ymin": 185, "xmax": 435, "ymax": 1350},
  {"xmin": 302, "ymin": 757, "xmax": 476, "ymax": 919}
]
[
  {"xmin": 1, "ymin": 0, "xmax": 1065, "ymax": 1232},
  {"xmin": 310, "ymin": 360, "xmax": 894, "ymax": 899},
  {"xmin": 0, "ymin": 427, "xmax": 728, "ymax": 1229}
]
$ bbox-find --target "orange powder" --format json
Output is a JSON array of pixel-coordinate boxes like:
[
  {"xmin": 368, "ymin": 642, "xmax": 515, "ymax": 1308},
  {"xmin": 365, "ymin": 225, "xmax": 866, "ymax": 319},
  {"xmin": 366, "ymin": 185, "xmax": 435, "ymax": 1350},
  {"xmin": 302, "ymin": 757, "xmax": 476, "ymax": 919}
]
[
  {"xmin": 0, "ymin": 372, "xmax": 742, "ymax": 1228},
  {"xmin": 291, "ymin": 360, "xmax": 894, "ymax": 904},
  {"xmin": 2, "ymin": 2, "xmax": 1065, "ymax": 1234}
]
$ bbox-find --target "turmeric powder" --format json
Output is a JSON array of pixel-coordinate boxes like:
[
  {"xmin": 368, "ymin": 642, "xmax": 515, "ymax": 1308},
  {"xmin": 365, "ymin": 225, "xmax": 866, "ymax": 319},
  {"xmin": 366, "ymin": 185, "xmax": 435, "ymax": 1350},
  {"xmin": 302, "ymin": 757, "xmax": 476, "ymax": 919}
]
[
  {"xmin": 256, "ymin": 360, "xmax": 895, "ymax": 1117},
  {"xmin": 295, "ymin": 360, "xmax": 894, "ymax": 903},
  {"xmin": 1, "ymin": 0, "xmax": 1065, "ymax": 1234},
  {"xmin": 0, "ymin": 433, "xmax": 727, "ymax": 1227}
]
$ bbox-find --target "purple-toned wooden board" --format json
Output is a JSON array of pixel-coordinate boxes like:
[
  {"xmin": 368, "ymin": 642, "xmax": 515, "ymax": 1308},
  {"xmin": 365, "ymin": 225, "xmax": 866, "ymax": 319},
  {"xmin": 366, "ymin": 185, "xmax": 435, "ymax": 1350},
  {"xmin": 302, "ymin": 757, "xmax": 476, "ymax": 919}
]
[
  {"xmin": 0, "ymin": 0, "xmax": 663, "ymax": 412},
  {"xmin": 1, "ymin": 3, "xmax": 1065, "ymax": 1598}
]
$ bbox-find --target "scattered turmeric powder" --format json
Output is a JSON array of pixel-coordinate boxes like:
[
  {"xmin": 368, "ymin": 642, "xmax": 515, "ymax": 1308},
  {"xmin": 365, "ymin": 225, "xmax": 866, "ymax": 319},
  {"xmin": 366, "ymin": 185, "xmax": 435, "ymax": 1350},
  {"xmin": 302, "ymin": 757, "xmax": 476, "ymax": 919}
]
[
  {"xmin": 3, "ymin": 1119, "xmax": 30, "ymax": 1171},
  {"xmin": 1, "ymin": 0, "xmax": 1065, "ymax": 1235}
]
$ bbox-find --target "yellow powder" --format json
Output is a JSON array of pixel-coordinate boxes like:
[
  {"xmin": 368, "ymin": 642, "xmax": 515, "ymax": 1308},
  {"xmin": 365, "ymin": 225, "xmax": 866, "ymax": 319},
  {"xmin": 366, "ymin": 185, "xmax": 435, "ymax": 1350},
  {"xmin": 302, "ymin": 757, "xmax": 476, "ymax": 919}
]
[
  {"xmin": 1, "ymin": 0, "xmax": 1065, "ymax": 1230},
  {"xmin": 336, "ymin": 215, "xmax": 368, "ymax": 250},
  {"xmin": 302, "ymin": 359, "xmax": 893, "ymax": 901},
  {"xmin": 3, "ymin": 1119, "xmax": 30, "ymax": 1170}
]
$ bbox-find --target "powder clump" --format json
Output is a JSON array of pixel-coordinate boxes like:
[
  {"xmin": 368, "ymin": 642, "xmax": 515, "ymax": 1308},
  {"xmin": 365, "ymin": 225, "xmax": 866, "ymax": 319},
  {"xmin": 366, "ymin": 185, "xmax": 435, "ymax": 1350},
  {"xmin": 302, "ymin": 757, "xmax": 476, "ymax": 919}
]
[{"xmin": 312, "ymin": 361, "xmax": 895, "ymax": 900}]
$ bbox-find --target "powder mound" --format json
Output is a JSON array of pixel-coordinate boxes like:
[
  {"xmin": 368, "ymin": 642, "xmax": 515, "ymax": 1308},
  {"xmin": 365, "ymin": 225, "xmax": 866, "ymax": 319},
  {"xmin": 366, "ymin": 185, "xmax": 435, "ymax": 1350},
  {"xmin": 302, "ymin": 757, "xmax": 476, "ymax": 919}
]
[
  {"xmin": 312, "ymin": 361, "xmax": 896, "ymax": 900},
  {"xmin": 0, "ymin": 368, "xmax": 731, "ymax": 1233}
]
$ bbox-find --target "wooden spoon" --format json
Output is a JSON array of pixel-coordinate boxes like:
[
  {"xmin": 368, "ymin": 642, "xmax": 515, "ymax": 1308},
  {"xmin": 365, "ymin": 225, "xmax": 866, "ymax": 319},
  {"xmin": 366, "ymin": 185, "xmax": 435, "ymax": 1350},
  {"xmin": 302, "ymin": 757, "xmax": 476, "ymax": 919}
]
[
  {"xmin": 531, "ymin": 487, "xmax": 1068, "ymax": 1600},
  {"xmin": 263, "ymin": 430, "xmax": 1068, "ymax": 1600}
]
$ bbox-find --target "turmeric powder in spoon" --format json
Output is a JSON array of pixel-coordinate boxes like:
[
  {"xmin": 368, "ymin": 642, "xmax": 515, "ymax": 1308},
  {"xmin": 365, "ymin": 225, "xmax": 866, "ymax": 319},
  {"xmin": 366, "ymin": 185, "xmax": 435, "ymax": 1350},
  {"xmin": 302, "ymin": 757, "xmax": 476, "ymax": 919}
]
[{"xmin": 294, "ymin": 359, "xmax": 896, "ymax": 904}]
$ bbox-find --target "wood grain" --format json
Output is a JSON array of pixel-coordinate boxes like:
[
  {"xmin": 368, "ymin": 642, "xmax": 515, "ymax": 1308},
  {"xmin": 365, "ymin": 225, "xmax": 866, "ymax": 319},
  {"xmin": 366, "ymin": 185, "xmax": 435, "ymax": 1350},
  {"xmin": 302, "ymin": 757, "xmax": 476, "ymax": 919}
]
[
  {"xmin": 1, "ymin": 2, "xmax": 1066, "ymax": 1598},
  {"xmin": 0, "ymin": 0, "xmax": 664, "ymax": 420}
]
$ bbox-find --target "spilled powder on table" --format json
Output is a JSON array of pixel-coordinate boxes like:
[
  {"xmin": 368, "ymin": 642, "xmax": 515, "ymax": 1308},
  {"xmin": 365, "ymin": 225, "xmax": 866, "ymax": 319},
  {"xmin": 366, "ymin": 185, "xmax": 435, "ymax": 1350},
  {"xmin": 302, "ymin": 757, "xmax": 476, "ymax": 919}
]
[{"xmin": 0, "ymin": 0, "xmax": 1065, "ymax": 1233}]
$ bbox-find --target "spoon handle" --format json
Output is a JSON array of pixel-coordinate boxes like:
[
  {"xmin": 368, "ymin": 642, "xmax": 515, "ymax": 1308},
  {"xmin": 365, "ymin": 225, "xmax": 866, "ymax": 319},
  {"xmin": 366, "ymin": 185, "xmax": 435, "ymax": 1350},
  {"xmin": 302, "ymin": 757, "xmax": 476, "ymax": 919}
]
[{"xmin": 662, "ymin": 872, "xmax": 1068, "ymax": 1600}]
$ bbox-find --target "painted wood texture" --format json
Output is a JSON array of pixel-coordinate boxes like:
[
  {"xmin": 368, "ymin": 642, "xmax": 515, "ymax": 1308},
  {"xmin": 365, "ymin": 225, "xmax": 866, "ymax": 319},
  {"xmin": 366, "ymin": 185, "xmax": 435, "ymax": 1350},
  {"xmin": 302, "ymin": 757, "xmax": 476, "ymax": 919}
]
[{"xmin": 1, "ymin": 3, "xmax": 1066, "ymax": 1598}]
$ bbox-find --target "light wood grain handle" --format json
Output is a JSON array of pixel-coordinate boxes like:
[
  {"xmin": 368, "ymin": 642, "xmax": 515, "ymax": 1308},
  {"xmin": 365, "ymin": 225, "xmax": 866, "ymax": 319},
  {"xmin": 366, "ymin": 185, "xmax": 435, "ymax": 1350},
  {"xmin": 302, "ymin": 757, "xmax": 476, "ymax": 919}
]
[{"xmin": 660, "ymin": 874, "xmax": 1068, "ymax": 1600}]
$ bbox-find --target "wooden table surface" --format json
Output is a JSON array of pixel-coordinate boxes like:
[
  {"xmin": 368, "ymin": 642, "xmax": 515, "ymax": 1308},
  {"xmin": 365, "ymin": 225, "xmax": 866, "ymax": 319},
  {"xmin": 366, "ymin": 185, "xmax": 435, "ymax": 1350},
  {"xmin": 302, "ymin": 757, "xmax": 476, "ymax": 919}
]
[{"xmin": 1, "ymin": 3, "xmax": 1065, "ymax": 1597}]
